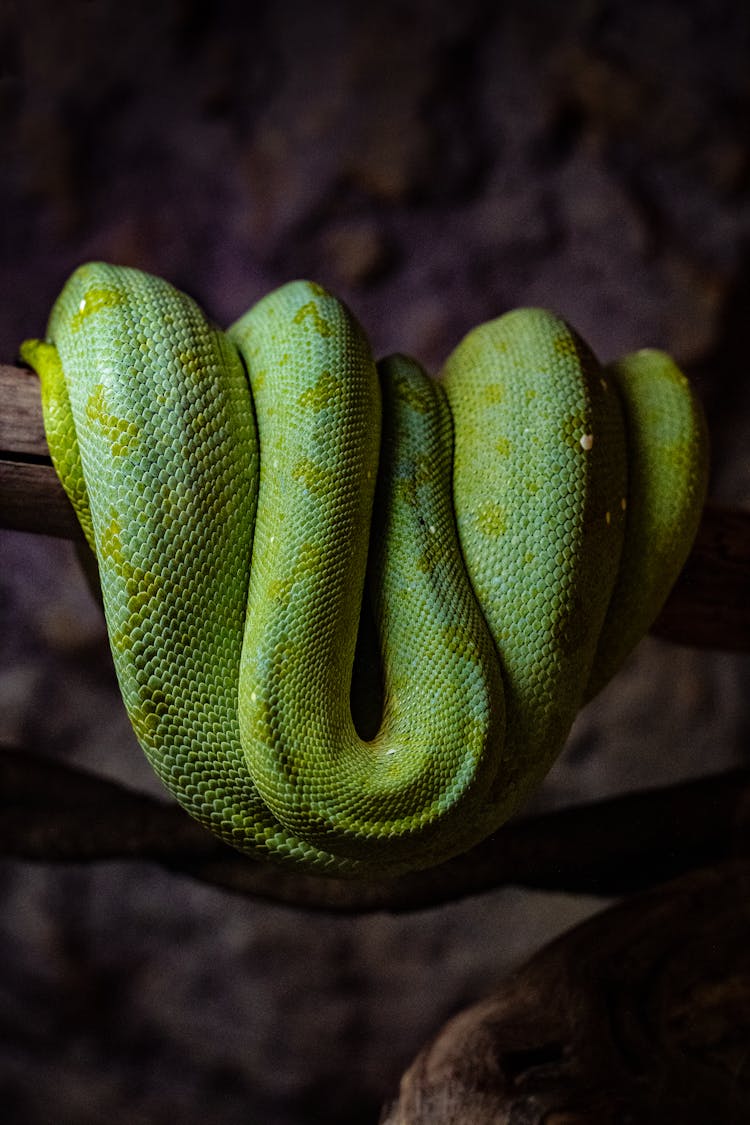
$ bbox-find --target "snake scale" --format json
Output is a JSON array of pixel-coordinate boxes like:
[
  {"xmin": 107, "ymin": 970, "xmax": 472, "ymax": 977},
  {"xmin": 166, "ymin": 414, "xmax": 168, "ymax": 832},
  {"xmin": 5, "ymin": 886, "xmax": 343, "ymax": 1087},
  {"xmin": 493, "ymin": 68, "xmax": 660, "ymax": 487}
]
[{"xmin": 21, "ymin": 263, "xmax": 708, "ymax": 877}]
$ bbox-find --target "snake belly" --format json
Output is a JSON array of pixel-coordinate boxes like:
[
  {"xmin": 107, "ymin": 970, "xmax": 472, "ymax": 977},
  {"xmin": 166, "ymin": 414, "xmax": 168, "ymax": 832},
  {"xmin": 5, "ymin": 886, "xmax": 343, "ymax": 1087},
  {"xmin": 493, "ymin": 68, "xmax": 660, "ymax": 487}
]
[{"xmin": 21, "ymin": 263, "xmax": 709, "ymax": 877}]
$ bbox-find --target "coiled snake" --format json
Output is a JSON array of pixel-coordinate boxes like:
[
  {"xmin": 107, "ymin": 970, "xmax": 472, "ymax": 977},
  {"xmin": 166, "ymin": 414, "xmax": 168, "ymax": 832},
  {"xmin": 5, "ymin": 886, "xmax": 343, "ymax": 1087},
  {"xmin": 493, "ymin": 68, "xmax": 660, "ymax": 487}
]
[{"xmin": 21, "ymin": 264, "xmax": 708, "ymax": 877}]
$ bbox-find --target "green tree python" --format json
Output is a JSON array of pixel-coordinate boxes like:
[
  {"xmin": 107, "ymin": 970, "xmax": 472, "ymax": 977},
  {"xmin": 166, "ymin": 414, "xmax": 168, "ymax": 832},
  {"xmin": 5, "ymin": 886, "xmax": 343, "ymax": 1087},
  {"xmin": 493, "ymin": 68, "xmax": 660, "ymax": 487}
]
[{"xmin": 21, "ymin": 263, "xmax": 708, "ymax": 878}]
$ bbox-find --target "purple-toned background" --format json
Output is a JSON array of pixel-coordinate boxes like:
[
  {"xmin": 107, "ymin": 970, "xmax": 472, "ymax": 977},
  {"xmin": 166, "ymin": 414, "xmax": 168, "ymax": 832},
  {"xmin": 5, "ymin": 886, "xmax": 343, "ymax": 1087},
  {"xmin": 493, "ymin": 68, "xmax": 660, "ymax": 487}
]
[{"xmin": 2, "ymin": 2, "xmax": 749, "ymax": 1122}]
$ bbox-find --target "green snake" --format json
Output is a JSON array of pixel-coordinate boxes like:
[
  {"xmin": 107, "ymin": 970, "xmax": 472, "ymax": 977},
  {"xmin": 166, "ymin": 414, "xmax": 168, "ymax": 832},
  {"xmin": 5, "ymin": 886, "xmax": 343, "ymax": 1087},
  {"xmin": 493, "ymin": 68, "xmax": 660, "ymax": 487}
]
[{"xmin": 21, "ymin": 263, "xmax": 708, "ymax": 877}]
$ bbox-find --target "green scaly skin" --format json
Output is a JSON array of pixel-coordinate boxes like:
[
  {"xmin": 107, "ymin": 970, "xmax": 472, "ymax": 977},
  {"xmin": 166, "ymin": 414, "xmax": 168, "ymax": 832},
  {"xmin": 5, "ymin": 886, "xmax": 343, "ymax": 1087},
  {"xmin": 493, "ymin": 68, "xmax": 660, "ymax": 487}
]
[{"xmin": 20, "ymin": 263, "xmax": 709, "ymax": 877}]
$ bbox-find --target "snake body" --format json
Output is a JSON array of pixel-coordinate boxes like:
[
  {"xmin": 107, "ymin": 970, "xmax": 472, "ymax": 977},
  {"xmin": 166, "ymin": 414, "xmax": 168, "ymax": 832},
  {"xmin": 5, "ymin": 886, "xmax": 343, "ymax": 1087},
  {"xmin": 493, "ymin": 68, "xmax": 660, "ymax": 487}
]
[{"xmin": 22, "ymin": 264, "xmax": 708, "ymax": 877}]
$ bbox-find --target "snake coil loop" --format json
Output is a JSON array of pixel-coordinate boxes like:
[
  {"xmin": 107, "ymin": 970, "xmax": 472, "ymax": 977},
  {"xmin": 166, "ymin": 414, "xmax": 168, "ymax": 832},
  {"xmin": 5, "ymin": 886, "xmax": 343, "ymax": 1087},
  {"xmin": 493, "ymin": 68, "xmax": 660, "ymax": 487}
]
[{"xmin": 21, "ymin": 264, "xmax": 708, "ymax": 877}]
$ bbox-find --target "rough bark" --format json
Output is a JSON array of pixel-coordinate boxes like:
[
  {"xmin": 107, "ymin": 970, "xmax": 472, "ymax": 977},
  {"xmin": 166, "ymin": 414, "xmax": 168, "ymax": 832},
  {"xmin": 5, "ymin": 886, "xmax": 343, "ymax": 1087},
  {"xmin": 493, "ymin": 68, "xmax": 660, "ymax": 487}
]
[{"xmin": 383, "ymin": 862, "xmax": 750, "ymax": 1123}]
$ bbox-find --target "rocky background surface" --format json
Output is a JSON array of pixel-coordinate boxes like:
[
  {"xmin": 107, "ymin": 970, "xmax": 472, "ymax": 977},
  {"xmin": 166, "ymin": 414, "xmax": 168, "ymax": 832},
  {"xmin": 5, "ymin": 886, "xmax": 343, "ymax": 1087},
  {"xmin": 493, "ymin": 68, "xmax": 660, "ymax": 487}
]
[{"xmin": 2, "ymin": 1, "xmax": 749, "ymax": 1122}]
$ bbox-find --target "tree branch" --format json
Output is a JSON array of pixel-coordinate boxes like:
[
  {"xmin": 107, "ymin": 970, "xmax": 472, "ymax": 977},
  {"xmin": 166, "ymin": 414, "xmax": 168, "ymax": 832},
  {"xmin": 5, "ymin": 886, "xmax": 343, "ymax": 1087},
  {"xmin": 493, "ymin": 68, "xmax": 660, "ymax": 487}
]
[
  {"xmin": 2, "ymin": 362, "xmax": 749, "ymax": 649},
  {"xmin": 383, "ymin": 861, "xmax": 750, "ymax": 1122},
  {"xmin": 2, "ymin": 747, "xmax": 749, "ymax": 913}
]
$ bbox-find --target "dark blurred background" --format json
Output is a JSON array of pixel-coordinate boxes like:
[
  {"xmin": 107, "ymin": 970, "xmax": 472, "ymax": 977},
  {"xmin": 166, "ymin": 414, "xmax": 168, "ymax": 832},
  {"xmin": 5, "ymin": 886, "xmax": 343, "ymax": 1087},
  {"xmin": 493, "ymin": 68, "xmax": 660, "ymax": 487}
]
[{"xmin": 1, "ymin": 1, "xmax": 749, "ymax": 1122}]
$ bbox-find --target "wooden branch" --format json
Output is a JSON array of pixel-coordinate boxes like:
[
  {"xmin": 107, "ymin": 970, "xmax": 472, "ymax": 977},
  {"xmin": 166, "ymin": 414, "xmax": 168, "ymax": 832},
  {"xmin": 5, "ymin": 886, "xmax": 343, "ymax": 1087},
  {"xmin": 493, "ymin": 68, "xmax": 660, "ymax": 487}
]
[
  {"xmin": 2, "ymin": 362, "xmax": 748, "ymax": 649},
  {"xmin": 0, "ymin": 363, "xmax": 81, "ymax": 537},
  {"xmin": 2, "ymin": 747, "xmax": 749, "ymax": 913},
  {"xmin": 650, "ymin": 503, "xmax": 750, "ymax": 651},
  {"xmin": 382, "ymin": 861, "xmax": 750, "ymax": 1122}
]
